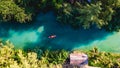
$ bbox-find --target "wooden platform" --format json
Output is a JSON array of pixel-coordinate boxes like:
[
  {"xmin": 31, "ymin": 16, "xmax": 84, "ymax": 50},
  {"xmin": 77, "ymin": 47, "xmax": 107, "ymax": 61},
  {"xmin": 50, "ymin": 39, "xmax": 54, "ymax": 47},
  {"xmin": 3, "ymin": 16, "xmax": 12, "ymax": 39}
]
[
  {"xmin": 63, "ymin": 52, "xmax": 100, "ymax": 68},
  {"xmin": 63, "ymin": 64, "xmax": 100, "ymax": 68}
]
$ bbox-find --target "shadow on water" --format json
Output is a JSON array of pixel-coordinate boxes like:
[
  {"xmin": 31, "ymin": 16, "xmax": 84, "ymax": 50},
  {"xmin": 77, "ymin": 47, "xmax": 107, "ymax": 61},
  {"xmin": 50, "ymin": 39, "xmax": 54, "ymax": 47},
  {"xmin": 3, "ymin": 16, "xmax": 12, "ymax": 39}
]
[{"xmin": 0, "ymin": 11, "xmax": 112, "ymax": 51}]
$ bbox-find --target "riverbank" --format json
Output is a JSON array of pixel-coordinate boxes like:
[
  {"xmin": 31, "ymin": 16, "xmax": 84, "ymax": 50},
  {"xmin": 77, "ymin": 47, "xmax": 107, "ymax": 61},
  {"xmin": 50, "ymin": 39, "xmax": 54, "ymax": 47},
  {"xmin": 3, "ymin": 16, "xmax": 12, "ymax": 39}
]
[{"xmin": 0, "ymin": 41, "xmax": 120, "ymax": 68}]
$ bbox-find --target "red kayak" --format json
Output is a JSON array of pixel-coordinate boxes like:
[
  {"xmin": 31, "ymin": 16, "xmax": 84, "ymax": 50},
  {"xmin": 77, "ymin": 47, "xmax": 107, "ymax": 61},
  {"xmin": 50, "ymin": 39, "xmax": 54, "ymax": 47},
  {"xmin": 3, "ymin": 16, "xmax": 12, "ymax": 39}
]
[{"xmin": 48, "ymin": 35, "xmax": 56, "ymax": 39}]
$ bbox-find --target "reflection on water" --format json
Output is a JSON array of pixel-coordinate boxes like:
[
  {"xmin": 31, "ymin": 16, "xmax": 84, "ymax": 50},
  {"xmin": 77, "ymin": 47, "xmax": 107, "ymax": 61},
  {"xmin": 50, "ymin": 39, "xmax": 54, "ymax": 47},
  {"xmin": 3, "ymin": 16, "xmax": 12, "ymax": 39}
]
[{"xmin": 0, "ymin": 11, "xmax": 120, "ymax": 52}]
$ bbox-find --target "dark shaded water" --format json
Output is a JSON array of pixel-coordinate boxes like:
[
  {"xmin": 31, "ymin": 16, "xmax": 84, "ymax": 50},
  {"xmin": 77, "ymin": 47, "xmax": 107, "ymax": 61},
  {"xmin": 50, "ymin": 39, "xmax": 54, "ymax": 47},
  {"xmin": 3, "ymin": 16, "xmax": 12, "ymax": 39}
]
[{"xmin": 0, "ymin": 12, "xmax": 120, "ymax": 52}]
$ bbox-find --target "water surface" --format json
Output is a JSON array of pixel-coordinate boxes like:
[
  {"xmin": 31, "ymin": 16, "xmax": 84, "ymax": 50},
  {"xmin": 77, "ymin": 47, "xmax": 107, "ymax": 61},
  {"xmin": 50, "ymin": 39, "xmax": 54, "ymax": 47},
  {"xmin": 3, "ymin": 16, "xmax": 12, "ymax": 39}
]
[{"xmin": 0, "ymin": 12, "xmax": 120, "ymax": 53}]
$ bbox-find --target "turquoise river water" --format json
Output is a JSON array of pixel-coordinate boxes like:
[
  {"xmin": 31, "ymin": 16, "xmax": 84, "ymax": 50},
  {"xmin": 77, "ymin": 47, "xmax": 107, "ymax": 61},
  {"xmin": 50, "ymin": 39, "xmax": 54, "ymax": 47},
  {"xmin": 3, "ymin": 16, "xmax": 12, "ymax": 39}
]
[{"xmin": 0, "ymin": 12, "xmax": 120, "ymax": 53}]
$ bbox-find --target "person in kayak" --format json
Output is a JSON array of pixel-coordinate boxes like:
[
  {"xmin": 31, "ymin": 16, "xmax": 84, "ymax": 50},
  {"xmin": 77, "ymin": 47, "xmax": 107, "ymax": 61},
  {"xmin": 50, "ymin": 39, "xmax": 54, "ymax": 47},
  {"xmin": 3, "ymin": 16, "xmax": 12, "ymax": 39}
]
[{"xmin": 48, "ymin": 35, "xmax": 56, "ymax": 39}]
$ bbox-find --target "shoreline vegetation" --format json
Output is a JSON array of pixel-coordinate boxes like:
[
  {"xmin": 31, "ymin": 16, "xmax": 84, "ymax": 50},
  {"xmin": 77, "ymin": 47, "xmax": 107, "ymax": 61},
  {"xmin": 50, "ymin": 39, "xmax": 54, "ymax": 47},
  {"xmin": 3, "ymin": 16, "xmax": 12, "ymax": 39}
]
[
  {"xmin": 0, "ymin": 41, "xmax": 120, "ymax": 68},
  {"xmin": 0, "ymin": 0, "xmax": 120, "ymax": 31}
]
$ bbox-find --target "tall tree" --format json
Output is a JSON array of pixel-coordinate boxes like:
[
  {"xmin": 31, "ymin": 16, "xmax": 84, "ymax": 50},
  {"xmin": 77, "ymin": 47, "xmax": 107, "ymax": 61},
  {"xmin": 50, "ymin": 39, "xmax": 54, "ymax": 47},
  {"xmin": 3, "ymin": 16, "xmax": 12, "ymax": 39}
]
[
  {"xmin": 57, "ymin": 0, "xmax": 120, "ymax": 30},
  {"xmin": 0, "ymin": 0, "xmax": 32, "ymax": 23}
]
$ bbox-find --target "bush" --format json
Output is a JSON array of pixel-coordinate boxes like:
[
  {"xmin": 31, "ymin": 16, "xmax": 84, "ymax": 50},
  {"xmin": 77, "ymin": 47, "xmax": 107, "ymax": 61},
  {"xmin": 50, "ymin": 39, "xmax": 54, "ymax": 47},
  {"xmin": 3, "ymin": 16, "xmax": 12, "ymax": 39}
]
[
  {"xmin": 86, "ymin": 47, "xmax": 120, "ymax": 68},
  {"xmin": 0, "ymin": 41, "xmax": 67, "ymax": 68}
]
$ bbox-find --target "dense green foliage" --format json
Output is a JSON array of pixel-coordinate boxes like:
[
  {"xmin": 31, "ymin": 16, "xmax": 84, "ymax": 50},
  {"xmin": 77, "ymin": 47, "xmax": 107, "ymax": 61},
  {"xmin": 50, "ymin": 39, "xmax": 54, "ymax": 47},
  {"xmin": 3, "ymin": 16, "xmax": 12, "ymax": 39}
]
[
  {"xmin": 0, "ymin": 0, "xmax": 32, "ymax": 23},
  {"xmin": 57, "ymin": 2, "xmax": 104, "ymax": 29},
  {"xmin": 41, "ymin": 49, "xmax": 69, "ymax": 64},
  {"xmin": 57, "ymin": 0, "xmax": 120, "ymax": 30},
  {"xmin": 0, "ymin": 41, "xmax": 120, "ymax": 68},
  {"xmin": 0, "ymin": 41, "xmax": 67, "ymax": 68},
  {"xmin": 0, "ymin": 0, "xmax": 120, "ymax": 31},
  {"xmin": 86, "ymin": 47, "xmax": 120, "ymax": 68}
]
